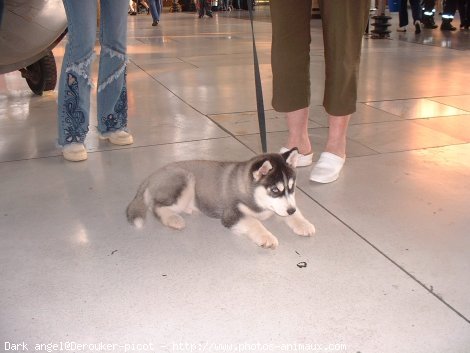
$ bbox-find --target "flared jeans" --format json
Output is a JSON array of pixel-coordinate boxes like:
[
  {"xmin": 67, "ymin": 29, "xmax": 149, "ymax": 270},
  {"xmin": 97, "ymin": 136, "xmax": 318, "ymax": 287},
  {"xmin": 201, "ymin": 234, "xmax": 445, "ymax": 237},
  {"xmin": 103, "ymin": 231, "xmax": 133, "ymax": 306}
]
[{"xmin": 58, "ymin": 0, "xmax": 129, "ymax": 146}]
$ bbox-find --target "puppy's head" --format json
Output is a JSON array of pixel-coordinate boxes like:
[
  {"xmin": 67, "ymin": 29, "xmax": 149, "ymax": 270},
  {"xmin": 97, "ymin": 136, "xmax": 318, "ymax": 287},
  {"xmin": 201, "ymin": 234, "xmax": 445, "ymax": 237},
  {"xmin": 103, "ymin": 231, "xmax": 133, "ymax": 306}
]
[{"xmin": 250, "ymin": 148, "xmax": 299, "ymax": 216}]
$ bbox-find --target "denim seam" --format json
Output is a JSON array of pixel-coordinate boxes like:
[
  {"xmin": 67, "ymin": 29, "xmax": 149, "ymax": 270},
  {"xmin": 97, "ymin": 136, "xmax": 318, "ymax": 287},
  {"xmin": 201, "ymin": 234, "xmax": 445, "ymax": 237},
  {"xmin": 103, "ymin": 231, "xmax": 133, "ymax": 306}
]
[
  {"xmin": 97, "ymin": 46, "xmax": 129, "ymax": 93},
  {"xmin": 65, "ymin": 51, "xmax": 96, "ymax": 87}
]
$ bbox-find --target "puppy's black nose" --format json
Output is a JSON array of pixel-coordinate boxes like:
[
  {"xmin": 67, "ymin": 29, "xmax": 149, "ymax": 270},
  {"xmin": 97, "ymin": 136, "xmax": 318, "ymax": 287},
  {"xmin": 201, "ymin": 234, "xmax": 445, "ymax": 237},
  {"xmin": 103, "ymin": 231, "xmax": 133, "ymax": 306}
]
[{"xmin": 287, "ymin": 208, "xmax": 296, "ymax": 215}]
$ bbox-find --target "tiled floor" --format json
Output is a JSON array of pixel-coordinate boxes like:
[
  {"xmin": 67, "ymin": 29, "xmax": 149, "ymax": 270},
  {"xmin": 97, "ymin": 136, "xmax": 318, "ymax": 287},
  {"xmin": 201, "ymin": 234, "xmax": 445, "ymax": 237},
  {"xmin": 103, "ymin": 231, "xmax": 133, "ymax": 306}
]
[{"xmin": 1, "ymin": 6, "xmax": 470, "ymax": 353}]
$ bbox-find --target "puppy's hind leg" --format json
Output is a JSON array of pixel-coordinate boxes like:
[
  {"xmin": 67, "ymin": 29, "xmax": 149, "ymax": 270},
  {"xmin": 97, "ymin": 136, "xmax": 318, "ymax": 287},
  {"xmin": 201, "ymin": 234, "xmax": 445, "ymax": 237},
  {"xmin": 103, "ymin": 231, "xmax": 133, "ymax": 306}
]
[
  {"xmin": 151, "ymin": 170, "xmax": 196, "ymax": 230},
  {"xmin": 154, "ymin": 206, "xmax": 186, "ymax": 230},
  {"xmin": 178, "ymin": 173, "xmax": 197, "ymax": 215}
]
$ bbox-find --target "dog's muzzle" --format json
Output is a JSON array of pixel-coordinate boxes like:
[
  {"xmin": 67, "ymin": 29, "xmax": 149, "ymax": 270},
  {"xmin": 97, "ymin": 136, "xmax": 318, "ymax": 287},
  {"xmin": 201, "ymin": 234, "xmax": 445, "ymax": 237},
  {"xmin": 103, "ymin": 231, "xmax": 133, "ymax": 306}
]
[{"xmin": 287, "ymin": 207, "xmax": 296, "ymax": 215}]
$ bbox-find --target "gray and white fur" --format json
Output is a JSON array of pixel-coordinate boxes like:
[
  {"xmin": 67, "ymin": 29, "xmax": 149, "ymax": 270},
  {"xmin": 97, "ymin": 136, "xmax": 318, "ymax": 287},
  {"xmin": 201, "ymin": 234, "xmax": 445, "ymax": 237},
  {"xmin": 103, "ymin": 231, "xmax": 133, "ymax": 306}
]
[{"xmin": 126, "ymin": 148, "xmax": 315, "ymax": 249}]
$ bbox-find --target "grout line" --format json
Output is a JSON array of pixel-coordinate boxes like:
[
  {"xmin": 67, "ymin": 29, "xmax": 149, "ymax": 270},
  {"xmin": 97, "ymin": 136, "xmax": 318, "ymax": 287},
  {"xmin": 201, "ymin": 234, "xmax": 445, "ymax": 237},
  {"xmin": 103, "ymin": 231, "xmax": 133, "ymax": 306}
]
[
  {"xmin": 174, "ymin": 56, "xmax": 199, "ymax": 68},
  {"xmin": 120, "ymin": 58, "xmax": 261, "ymax": 155},
  {"xmin": 129, "ymin": 58, "xmax": 262, "ymax": 155},
  {"xmin": 0, "ymin": 137, "xmax": 233, "ymax": 165}
]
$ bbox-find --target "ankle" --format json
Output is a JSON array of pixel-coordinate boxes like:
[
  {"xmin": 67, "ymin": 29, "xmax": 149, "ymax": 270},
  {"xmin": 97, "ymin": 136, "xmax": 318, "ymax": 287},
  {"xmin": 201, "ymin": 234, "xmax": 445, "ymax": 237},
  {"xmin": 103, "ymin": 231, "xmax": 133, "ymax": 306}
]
[
  {"xmin": 286, "ymin": 107, "xmax": 311, "ymax": 154},
  {"xmin": 286, "ymin": 137, "xmax": 311, "ymax": 155},
  {"xmin": 325, "ymin": 114, "xmax": 350, "ymax": 158},
  {"xmin": 324, "ymin": 145, "xmax": 346, "ymax": 159}
]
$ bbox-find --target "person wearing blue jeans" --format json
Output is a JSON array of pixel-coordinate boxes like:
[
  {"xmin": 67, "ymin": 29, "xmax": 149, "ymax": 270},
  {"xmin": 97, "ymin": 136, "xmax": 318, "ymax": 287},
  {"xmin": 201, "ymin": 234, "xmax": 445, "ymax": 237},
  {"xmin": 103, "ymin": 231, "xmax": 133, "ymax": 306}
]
[
  {"xmin": 58, "ymin": 0, "xmax": 133, "ymax": 162},
  {"xmin": 397, "ymin": 0, "xmax": 422, "ymax": 33},
  {"xmin": 148, "ymin": 0, "xmax": 162, "ymax": 26}
]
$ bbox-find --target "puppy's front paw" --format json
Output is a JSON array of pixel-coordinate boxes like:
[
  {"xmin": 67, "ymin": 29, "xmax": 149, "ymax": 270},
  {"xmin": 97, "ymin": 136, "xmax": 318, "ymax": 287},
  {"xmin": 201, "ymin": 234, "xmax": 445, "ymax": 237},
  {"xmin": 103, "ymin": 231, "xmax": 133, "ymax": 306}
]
[
  {"xmin": 230, "ymin": 217, "xmax": 279, "ymax": 249},
  {"xmin": 294, "ymin": 220, "xmax": 316, "ymax": 236},
  {"xmin": 289, "ymin": 217, "xmax": 316, "ymax": 237},
  {"xmin": 254, "ymin": 232, "xmax": 279, "ymax": 249}
]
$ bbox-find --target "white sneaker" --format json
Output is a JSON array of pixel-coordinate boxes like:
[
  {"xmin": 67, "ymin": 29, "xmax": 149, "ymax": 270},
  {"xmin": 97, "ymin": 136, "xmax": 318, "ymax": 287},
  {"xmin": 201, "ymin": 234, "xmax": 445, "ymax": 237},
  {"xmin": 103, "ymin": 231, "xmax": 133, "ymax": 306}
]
[
  {"xmin": 309, "ymin": 152, "xmax": 345, "ymax": 183},
  {"xmin": 280, "ymin": 147, "xmax": 313, "ymax": 167},
  {"xmin": 62, "ymin": 143, "xmax": 87, "ymax": 162},
  {"xmin": 397, "ymin": 26, "xmax": 407, "ymax": 32},
  {"xmin": 99, "ymin": 130, "xmax": 134, "ymax": 146}
]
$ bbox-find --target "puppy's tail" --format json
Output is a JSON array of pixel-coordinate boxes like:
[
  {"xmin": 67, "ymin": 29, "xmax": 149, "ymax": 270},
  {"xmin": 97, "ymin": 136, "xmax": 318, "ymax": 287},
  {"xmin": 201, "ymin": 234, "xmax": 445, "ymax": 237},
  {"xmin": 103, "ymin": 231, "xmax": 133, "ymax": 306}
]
[{"xmin": 126, "ymin": 180, "xmax": 150, "ymax": 229}]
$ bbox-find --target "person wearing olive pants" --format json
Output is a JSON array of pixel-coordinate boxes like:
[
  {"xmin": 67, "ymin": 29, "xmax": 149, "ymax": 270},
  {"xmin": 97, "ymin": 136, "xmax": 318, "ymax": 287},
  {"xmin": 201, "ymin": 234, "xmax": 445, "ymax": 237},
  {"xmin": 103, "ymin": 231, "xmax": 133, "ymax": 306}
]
[{"xmin": 270, "ymin": 0, "xmax": 369, "ymax": 183}]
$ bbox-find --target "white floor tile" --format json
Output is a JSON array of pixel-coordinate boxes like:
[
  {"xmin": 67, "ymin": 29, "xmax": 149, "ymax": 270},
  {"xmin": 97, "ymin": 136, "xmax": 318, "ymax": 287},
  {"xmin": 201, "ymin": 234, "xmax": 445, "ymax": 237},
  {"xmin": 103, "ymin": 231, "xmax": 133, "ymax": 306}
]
[
  {"xmin": 297, "ymin": 143, "xmax": 470, "ymax": 319},
  {"xmin": 347, "ymin": 120, "xmax": 465, "ymax": 153}
]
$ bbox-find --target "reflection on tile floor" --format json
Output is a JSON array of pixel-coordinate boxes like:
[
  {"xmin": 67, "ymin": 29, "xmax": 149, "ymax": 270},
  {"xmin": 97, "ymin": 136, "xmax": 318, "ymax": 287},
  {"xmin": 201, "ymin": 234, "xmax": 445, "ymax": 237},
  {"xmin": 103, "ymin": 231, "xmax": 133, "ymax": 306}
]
[
  {"xmin": 395, "ymin": 24, "xmax": 470, "ymax": 50},
  {"xmin": 430, "ymin": 94, "xmax": 470, "ymax": 111},
  {"xmin": 1, "ymin": 7, "xmax": 469, "ymax": 353},
  {"xmin": 366, "ymin": 98, "xmax": 469, "ymax": 119}
]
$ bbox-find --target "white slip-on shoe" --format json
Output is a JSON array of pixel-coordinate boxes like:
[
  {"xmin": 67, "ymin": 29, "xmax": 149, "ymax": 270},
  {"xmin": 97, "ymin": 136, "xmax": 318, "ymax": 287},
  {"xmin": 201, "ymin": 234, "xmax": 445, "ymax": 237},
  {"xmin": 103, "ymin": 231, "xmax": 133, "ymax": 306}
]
[
  {"xmin": 99, "ymin": 130, "xmax": 134, "ymax": 146},
  {"xmin": 309, "ymin": 152, "xmax": 345, "ymax": 183},
  {"xmin": 62, "ymin": 143, "xmax": 87, "ymax": 162},
  {"xmin": 280, "ymin": 147, "xmax": 313, "ymax": 167}
]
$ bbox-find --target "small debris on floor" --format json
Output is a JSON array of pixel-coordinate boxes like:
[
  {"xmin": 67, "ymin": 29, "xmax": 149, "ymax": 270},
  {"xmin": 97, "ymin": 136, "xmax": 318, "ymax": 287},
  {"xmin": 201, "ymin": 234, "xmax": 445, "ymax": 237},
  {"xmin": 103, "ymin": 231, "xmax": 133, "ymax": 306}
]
[{"xmin": 297, "ymin": 261, "xmax": 307, "ymax": 268}]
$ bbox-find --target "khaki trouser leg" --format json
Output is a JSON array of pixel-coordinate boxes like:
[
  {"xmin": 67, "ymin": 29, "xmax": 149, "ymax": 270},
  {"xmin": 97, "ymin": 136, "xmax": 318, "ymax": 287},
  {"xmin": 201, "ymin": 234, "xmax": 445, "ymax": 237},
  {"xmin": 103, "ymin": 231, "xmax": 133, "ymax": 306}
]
[
  {"xmin": 270, "ymin": 0, "xmax": 312, "ymax": 113},
  {"xmin": 271, "ymin": 0, "xmax": 369, "ymax": 116},
  {"xmin": 320, "ymin": 0, "xmax": 370, "ymax": 116}
]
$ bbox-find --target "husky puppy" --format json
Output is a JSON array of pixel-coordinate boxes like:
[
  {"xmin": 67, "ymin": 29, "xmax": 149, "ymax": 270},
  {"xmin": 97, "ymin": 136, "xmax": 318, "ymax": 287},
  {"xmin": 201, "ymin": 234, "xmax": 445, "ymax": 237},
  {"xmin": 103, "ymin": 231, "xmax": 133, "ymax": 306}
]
[{"xmin": 126, "ymin": 148, "xmax": 315, "ymax": 249}]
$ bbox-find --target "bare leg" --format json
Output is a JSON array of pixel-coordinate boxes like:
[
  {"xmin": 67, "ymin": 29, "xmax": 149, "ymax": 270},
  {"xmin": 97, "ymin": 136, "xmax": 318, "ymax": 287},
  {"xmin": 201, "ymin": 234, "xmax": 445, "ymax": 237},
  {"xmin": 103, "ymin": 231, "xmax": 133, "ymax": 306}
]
[
  {"xmin": 325, "ymin": 114, "xmax": 350, "ymax": 158},
  {"xmin": 286, "ymin": 107, "xmax": 311, "ymax": 155}
]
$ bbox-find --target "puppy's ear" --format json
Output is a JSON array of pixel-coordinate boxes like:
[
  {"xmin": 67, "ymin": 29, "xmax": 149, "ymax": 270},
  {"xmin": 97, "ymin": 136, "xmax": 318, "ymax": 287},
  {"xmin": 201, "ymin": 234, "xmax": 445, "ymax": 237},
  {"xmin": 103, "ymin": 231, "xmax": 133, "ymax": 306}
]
[
  {"xmin": 281, "ymin": 147, "xmax": 299, "ymax": 168},
  {"xmin": 252, "ymin": 160, "xmax": 273, "ymax": 181}
]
